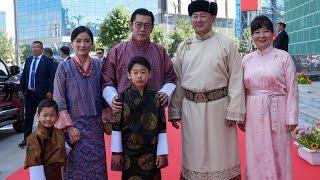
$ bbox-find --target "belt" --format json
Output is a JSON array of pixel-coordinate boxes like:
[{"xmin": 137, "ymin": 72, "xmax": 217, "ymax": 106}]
[
  {"xmin": 247, "ymin": 89, "xmax": 286, "ymax": 132},
  {"xmin": 184, "ymin": 86, "xmax": 228, "ymax": 103}
]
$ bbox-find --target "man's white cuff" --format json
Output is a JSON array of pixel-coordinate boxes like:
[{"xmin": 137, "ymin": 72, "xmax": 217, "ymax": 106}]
[
  {"xmin": 29, "ymin": 165, "xmax": 46, "ymax": 180},
  {"xmin": 157, "ymin": 133, "xmax": 169, "ymax": 155},
  {"xmin": 158, "ymin": 83, "xmax": 176, "ymax": 97},
  {"xmin": 103, "ymin": 86, "xmax": 118, "ymax": 107},
  {"xmin": 111, "ymin": 130, "xmax": 123, "ymax": 152}
]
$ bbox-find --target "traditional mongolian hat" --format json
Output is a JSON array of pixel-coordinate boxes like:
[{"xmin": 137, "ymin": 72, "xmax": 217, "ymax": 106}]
[{"xmin": 188, "ymin": 0, "xmax": 218, "ymax": 17}]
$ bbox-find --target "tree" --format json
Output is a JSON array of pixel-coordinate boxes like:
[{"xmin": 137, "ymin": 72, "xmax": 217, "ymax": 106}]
[
  {"xmin": 168, "ymin": 18, "xmax": 194, "ymax": 57},
  {"xmin": 97, "ymin": 6, "xmax": 130, "ymax": 49},
  {"xmin": 0, "ymin": 31, "xmax": 14, "ymax": 64},
  {"xmin": 19, "ymin": 44, "xmax": 32, "ymax": 65},
  {"xmin": 238, "ymin": 28, "xmax": 252, "ymax": 53},
  {"xmin": 150, "ymin": 25, "xmax": 168, "ymax": 49}
]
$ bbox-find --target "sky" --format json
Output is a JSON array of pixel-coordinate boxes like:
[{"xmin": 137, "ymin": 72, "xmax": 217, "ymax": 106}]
[{"xmin": 0, "ymin": 0, "xmax": 15, "ymax": 38}]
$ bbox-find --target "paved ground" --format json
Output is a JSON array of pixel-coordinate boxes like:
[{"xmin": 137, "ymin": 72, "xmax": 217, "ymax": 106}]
[
  {"xmin": 0, "ymin": 119, "xmax": 38, "ymax": 179},
  {"xmin": 298, "ymin": 82, "xmax": 320, "ymax": 126},
  {"xmin": 0, "ymin": 83, "xmax": 319, "ymax": 179},
  {"xmin": 0, "ymin": 125, "xmax": 25, "ymax": 179}
]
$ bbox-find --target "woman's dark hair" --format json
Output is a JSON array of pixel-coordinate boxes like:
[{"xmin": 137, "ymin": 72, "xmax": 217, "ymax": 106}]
[
  {"xmin": 131, "ymin": 8, "xmax": 154, "ymax": 25},
  {"xmin": 71, "ymin": 26, "xmax": 94, "ymax": 44},
  {"xmin": 250, "ymin": 15, "xmax": 274, "ymax": 35},
  {"xmin": 127, "ymin": 56, "xmax": 151, "ymax": 72},
  {"xmin": 37, "ymin": 99, "xmax": 59, "ymax": 115}
]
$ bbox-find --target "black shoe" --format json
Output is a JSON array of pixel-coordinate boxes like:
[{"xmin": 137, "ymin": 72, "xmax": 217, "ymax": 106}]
[{"xmin": 18, "ymin": 139, "xmax": 26, "ymax": 148}]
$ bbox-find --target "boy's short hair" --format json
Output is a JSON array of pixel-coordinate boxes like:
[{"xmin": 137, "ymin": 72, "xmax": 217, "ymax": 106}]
[
  {"xmin": 37, "ymin": 99, "xmax": 59, "ymax": 115},
  {"xmin": 127, "ymin": 56, "xmax": 151, "ymax": 72}
]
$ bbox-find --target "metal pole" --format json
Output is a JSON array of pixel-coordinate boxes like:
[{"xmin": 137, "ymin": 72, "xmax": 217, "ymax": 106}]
[{"xmin": 13, "ymin": 0, "xmax": 20, "ymax": 66}]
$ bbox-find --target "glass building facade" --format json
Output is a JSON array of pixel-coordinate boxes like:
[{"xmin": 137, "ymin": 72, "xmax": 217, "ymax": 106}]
[
  {"xmin": 284, "ymin": 0, "xmax": 320, "ymax": 75},
  {"xmin": 15, "ymin": 0, "xmax": 159, "ymax": 52},
  {"xmin": 285, "ymin": 0, "xmax": 320, "ymax": 55},
  {"xmin": 240, "ymin": 0, "xmax": 284, "ymax": 34},
  {"xmin": 0, "ymin": 11, "xmax": 5, "ymax": 32}
]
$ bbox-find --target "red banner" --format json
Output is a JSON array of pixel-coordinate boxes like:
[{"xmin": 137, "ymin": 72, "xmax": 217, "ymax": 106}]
[{"xmin": 241, "ymin": 0, "xmax": 258, "ymax": 11}]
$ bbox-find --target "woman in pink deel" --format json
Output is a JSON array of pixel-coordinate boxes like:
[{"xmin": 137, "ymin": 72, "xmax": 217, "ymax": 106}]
[{"xmin": 241, "ymin": 15, "xmax": 298, "ymax": 180}]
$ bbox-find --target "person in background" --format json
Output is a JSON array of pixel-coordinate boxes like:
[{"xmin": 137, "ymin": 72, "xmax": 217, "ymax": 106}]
[
  {"xmin": 25, "ymin": 99, "xmax": 66, "ymax": 180},
  {"xmin": 96, "ymin": 48, "xmax": 105, "ymax": 61},
  {"xmin": 53, "ymin": 26, "xmax": 107, "ymax": 179},
  {"xmin": 19, "ymin": 41, "xmax": 56, "ymax": 148},
  {"xmin": 241, "ymin": 15, "xmax": 298, "ymax": 179},
  {"xmin": 273, "ymin": 22, "xmax": 289, "ymax": 52},
  {"xmin": 60, "ymin": 46, "xmax": 71, "ymax": 61},
  {"xmin": 44, "ymin": 47, "xmax": 60, "ymax": 68}
]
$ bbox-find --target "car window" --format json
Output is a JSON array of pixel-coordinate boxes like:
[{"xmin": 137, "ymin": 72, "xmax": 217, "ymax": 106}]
[{"xmin": 0, "ymin": 61, "xmax": 9, "ymax": 81}]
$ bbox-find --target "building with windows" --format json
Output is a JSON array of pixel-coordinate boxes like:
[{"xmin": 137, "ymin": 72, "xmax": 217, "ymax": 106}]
[
  {"xmin": 239, "ymin": 0, "xmax": 284, "ymax": 35},
  {"xmin": 15, "ymin": 0, "xmax": 160, "ymax": 54},
  {"xmin": 284, "ymin": 0, "xmax": 320, "ymax": 75},
  {"xmin": 16, "ymin": 0, "xmax": 239, "ymax": 56},
  {"xmin": 285, "ymin": 0, "xmax": 320, "ymax": 56},
  {"xmin": 165, "ymin": 0, "xmax": 237, "ymax": 38},
  {"xmin": 0, "ymin": 11, "xmax": 6, "ymax": 32}
]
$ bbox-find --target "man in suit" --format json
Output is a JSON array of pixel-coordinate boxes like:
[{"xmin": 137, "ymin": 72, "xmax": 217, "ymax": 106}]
[
  {"xmin": 18, "ymin": 41, "xmax": 56, "ymax": 147},
  {"xmin": 60, "ymin": 46, "xmax": 71, "ymax": 61},
  {"xmin": 95, "ymin": 48, "xmax": 105, "ymax": 61},
  {"xmin": 44, "ymin": 47, "xmax": 60, "ymax": 68},
  {"xmin": 273, "ymin": 22, "xmax": 289, "ymax": 52}
]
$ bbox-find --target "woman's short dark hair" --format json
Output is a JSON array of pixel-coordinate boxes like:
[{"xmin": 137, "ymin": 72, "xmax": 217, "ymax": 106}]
[
  {"xmin": 131, "ymin": 8, "xmax": 154, "ymax": 25},
  {"xmin": 71, "ymin": 26, "xmax": 94, "ymax": 44},
  {"xmin": 37, "ymin": 99, "xmax": 59, "ymax": 115},
  {"xmin": 250, "ymin": 15, "xmax": 274, "ymax": 35},
  {"xmin": 127, "ymin": 56, "xmax": 151, "ymax": 72}
]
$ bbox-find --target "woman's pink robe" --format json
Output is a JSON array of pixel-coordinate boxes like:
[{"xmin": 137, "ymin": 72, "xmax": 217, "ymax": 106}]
[{"xmin": 242, "ymin": 46, "xmax": 298, "ymax": 180}]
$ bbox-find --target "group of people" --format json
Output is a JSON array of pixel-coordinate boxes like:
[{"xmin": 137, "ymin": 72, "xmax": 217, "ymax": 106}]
[{"xmin": 20, "ymin": 0, "xmax": 298, "ymax": 180}]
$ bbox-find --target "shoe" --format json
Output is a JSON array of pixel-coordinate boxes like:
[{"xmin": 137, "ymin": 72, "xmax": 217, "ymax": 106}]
[{"xmin": 18, "ymin": 139, "xmax": 26, "ymax": 148}]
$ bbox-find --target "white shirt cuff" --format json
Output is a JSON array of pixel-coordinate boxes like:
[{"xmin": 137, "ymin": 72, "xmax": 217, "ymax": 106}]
[
  {"xmin": 111, "ymin": 130, "xmax": 123, "ymax": 152},
  {"xmin": 158, "ymin": 83, "xmax": 176, "ymax": 97},
  {"xmin": 29, "ymin": 165, "xmax": 46, "ymax": 180},
  {"xmin": 156, "ymin": 133, "xmax": 169, "ymax": 155},
  {"xmin": 103, "ymin": 86, "xmax": 118, "ymax": 107}
]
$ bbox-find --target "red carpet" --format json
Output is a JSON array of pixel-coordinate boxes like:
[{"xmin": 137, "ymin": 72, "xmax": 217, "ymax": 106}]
[{"xmin": 6, "ymin": 126, "xmax": 320, "ymax": 180}]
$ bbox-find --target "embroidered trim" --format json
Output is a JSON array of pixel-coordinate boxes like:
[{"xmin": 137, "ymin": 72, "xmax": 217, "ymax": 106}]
[
  {"xmin": 182, "ymin": 164, "xmax": 240, "ymax": 180},
  {"xmin": 73, "ymin": 58, "xmax": 93, "ymax": 77},
  {"xmin": 196, "ymin": 30, "xmax": 214, "ymax": 41},
  {"xmin": 226, "ymin": 111, "xmax": 245, "ymax": 120},
  {"xmin": 184, "ymin": 86, "xmax": 228, "ymax": 103}
]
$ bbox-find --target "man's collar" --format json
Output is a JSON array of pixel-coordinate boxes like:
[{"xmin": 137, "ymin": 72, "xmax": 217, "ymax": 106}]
[
  {"xmin": 130, "ymin": 37, "xmax": 151, "ymax": 48},
  {"xmin": 196, "ymin": 30, "xmax": 214, "ymax": 41},
  {"xmin": 34, "ymin": 54, "xmax": 43, "ymax": 59}
]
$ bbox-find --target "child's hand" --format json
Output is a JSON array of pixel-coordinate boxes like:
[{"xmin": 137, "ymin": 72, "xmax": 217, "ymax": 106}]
[
  {"xmin": 112, "ymin": 96, "xmax": 122, "ymax": 113},
  {"xmin": 156, "ymin": 155, "xmax": 168, "ymax": 169},
  {"xmin": 111, "ymin": 153, "xmax": 123, "ymax": 171},
  {"xmin": 67, "ymin": 126, "xmax": 81, "ymax": 144}
]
